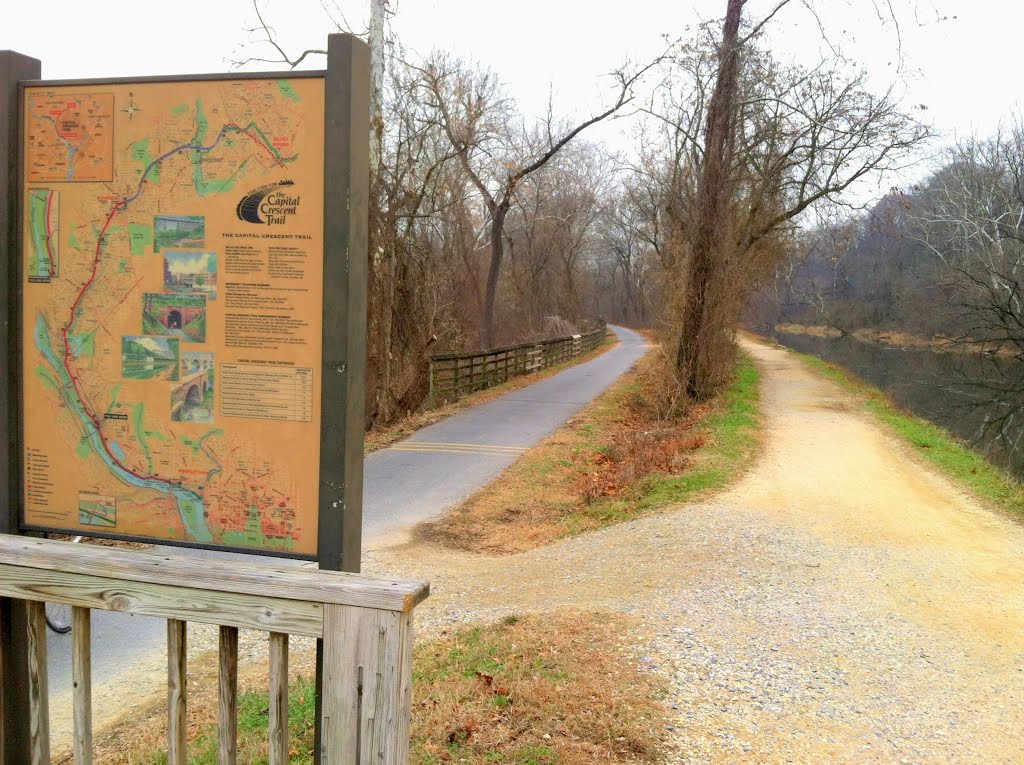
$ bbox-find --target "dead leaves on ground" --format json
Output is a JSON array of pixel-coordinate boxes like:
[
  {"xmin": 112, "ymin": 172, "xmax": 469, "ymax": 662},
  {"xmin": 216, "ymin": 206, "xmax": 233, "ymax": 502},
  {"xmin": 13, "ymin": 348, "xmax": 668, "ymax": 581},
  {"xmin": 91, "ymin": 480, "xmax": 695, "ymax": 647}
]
[{"xmin": 578, "ymin": 409, "xmax": 707, "ymax": 504}]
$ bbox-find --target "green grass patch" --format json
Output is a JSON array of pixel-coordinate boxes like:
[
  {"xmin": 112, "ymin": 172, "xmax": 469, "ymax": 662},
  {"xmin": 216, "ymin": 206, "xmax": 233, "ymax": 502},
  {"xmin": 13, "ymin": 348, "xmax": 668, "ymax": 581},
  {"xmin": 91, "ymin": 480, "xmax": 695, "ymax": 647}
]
[
  {"xmin": 135, "ymin": 676, "xmax": 316, "ymax": 764},
  {"xmin": 792, "ymin": 349, "xmax": 1024, "ymax": 515}
]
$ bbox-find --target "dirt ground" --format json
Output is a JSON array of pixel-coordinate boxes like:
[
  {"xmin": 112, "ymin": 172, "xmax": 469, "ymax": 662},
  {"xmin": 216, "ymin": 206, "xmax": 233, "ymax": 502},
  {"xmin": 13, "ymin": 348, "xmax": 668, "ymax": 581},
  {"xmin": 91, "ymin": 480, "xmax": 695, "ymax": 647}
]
[{"xmin": 74, "ymin": 337, "xmax": 1024, "ymax": 763}]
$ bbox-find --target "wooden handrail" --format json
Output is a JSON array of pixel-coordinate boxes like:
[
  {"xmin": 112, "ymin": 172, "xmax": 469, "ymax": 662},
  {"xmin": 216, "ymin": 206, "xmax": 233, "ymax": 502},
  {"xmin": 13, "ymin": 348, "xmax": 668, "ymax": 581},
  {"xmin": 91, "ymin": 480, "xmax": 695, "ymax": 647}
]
[
  {"xmin": 428, "ymin": 321, "xmax": 608, "ymax": 405},
  {"xmin": 0, "ymin": 535, "xmax": 428, "ymax": 613},
  {"xmin": 0, "ymin": 535, "xmax": 429, "ymax": 764}
]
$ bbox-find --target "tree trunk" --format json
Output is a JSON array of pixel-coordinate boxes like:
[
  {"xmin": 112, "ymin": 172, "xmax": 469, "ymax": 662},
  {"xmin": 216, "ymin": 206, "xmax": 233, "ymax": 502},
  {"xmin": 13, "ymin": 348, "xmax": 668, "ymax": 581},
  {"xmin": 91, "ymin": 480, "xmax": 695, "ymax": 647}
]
[
  {"xmin": 368, "ymin": 0, "xmax": 386, "ymax": 173},
  {"xmin": 675, "ymin": 0, "xmax": 745, "ymax": 400},
  {"xmin": 481, "ymin": 203, "xmax": 509, "ymax": 347},
  {"xmin": 376, "ymin": 225, "xmax": 398, "ymax": 423}
]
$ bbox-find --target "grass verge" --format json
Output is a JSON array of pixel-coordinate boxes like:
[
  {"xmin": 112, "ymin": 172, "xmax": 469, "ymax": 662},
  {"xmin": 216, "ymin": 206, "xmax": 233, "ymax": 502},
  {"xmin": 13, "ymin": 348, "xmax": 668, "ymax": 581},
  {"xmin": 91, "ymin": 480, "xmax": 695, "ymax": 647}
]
[
  {"xmin": 365, "ymin": 337, "xmax": 616, "ymax": 453},
  {"xmin": 100, "ymin": 612, "xmax": 666, "ymax": 765},
  {"xmin": 417, "ymin": 348, "xmax": 761, "ymax": 554},
  {"xmin": 791, "ymin": 349, "xmax": 1024, "ymax": 515}
]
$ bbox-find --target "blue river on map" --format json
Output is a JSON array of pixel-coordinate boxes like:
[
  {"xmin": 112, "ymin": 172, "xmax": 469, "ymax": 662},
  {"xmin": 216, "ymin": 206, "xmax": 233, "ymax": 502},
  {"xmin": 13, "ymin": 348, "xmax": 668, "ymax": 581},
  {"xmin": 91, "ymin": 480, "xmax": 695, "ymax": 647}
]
[{"xmin": 34, "ymin": 314, "xmax": 212, "ymax": 542}]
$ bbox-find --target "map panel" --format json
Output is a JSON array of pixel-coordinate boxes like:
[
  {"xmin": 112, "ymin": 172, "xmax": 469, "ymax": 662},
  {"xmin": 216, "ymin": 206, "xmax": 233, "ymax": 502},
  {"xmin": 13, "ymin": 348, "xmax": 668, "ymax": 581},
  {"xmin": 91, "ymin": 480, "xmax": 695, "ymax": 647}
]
[
  {"xmin": 26, "ymin": 93, "xmax": 114, "ymax": 182},
  {"xmin": 21, "ymin": 78, "xmax": 326, "ymax": 556}
]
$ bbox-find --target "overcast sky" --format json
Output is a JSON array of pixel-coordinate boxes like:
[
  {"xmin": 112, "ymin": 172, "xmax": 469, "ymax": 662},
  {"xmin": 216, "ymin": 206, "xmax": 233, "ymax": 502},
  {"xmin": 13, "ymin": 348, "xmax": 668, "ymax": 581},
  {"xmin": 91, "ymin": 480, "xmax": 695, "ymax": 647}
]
[{"xmin": 2, "ymin": 0, "xmax": 1017, "ymax": 191}]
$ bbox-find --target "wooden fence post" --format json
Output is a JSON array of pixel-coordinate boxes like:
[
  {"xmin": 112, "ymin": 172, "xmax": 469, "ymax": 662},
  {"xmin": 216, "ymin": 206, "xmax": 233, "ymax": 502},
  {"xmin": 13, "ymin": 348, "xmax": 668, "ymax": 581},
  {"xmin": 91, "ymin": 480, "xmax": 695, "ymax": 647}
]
[
  {"xmin": 317, "ymin": 30, "xmax": 371, "ymax": 765},
  {"xmin": 26, "ymin": 602, "xmax": 48, "ymax": 765},
  {"xmin": 427, "ymin": 359, "xmax": 434, "ymax": 408},
  {"xmin": 321, "ymin": 604, "xmax": 415, "ymax": 764},
  {"xmin": 167, "ymin": 620, "xmax": 188, "ymax": 765}
]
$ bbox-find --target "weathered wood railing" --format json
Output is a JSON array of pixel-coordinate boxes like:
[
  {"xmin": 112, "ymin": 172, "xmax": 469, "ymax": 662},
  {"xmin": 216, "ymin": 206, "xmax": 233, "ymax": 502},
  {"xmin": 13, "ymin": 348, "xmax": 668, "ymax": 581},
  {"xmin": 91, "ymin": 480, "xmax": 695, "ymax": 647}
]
[
  {"xmin": 0, "ymin": 535, "xmax": 429, "ymax": 764},
  {"xmin": 428, "ymin": 321, "xmax": 608, "ymax": 405}
]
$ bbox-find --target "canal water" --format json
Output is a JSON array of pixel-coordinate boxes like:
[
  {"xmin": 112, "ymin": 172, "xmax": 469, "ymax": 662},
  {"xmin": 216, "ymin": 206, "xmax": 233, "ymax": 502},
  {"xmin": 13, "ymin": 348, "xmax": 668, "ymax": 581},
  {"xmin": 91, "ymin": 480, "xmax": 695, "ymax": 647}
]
[{"xmin": 771, "ymin": 331, "xmax": 1024, "ymax": 479}]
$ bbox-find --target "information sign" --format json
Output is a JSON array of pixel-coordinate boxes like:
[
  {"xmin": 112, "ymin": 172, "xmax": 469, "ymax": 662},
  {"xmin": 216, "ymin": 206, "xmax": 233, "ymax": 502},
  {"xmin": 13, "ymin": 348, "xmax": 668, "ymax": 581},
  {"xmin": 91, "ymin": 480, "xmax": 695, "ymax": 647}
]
[{"xmin": 20, "ymin": 76, "xmax": 328, "ymax": 556}]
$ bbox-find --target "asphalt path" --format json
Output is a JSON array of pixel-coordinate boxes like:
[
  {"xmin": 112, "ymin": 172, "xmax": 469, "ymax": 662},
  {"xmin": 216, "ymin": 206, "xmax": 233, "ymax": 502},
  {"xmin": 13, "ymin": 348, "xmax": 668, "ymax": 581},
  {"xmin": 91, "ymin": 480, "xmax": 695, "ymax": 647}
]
[
  {"xmin": 45, "ymin": 325, "xmax": 648, "ymax": 733},
  {"xmin": 362, "ymin": 325, "xmax": 647, "ymax": 540}
]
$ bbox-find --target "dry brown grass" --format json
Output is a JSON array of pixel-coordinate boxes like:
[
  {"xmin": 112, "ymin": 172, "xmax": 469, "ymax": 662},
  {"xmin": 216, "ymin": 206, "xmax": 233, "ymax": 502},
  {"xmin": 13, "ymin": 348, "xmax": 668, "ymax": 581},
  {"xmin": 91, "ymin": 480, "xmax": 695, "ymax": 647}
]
[
  {"xmin": 416, "ymin": 348, "xmax": 761, "ymax": 556},
  {"xmin": 411, "ymin": 612, "xmax": 666, "ymax": 765},
  {"xmin": 99, "ymin": 612, "xmax": 666, "ymax": 765},
  {"xmin": 365, "ymin": 338, "xmax": 616, "ymax": 453},
  {"xmin": 81, "ymin": 650, "xmax": 226, "ymax": 765}
]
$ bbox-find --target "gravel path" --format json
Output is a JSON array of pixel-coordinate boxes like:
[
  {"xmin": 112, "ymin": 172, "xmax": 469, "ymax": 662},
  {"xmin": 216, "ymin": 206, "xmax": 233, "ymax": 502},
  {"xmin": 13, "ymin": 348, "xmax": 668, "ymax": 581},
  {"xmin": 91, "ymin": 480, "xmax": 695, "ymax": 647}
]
[
  {"xmin": 361, "ymin": 338, "xmax": 1024, "ymax": 763},
  {"xmin": 74, "ymin": 337, "xmax": 1024, "ymax": 764}
]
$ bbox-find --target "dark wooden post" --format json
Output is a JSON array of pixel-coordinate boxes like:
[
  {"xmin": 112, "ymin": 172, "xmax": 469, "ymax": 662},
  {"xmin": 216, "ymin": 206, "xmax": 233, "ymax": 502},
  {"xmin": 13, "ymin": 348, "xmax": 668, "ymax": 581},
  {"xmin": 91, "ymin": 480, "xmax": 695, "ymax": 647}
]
[
  {"xmin": 0, "ymin": 49, "xmax": 40, "ymax": 765},
  {"xmin": 317, "ymin": 32, "xmax": 369, "ymax": 574},
  {"xmin": 315, "ymin": 32, "xmax": 370, "ymax": 765}
]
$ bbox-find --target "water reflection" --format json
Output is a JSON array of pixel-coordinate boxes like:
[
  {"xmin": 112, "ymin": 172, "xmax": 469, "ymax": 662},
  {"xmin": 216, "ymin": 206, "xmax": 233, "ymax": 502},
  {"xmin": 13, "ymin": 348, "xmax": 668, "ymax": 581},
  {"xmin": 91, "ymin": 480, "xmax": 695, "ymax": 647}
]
[{"xmin": 771, "ymin": 332, "xmax": 1024, "ymax": 478}]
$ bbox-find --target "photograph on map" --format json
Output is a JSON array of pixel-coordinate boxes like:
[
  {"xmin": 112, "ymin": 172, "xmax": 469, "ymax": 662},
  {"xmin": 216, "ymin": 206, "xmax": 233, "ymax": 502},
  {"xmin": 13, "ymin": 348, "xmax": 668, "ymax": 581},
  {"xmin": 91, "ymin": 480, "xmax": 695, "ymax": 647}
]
[
  {"xmin": 153, "ymin": 215, "xmax": 205, "ymax": 252},
  {"xmin": 163, "ymin": 250, "xmax": 217, "ymax": 298},
  {"xmin": 121, "ymin": 335, "xmax": 180, "ymax": 381},
  {"xmin": 172, "ymin": 352, "xmax": 214, "ymax": 423},
  {"xmin": 78, "ymin": 492, "xmax": 116, "ymax": 527},
  {"xmin": 142, "ymin": 293, "xmax": 207, "ymax": 343}
]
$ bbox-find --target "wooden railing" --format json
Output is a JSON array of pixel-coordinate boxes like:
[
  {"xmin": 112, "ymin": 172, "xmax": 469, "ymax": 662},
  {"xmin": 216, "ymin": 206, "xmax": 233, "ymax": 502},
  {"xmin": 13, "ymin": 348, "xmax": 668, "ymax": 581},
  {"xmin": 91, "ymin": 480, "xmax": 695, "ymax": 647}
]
[
  {"xmin": 428, "ymin": 321, "xmax": 608, "ymax": 405},
  {"xmin": 0, "ymin": 535, "xmax": 429, "ymax": 764}
]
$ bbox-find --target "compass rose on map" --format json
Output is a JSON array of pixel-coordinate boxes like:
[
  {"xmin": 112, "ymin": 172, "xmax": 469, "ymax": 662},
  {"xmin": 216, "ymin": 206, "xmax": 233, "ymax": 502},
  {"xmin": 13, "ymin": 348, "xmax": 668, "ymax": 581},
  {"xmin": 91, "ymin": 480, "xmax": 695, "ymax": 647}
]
[{"xmin": 122, "ymin": 96, "xmax": 140, "ymax": 120}]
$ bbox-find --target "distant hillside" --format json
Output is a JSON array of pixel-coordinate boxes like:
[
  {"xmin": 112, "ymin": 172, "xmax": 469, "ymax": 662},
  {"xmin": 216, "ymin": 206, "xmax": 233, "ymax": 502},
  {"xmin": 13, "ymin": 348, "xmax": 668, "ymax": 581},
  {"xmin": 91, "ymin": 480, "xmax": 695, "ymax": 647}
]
[{"xmin": 123, "ymin": 338, "xmax": 176, "ymax": 360}]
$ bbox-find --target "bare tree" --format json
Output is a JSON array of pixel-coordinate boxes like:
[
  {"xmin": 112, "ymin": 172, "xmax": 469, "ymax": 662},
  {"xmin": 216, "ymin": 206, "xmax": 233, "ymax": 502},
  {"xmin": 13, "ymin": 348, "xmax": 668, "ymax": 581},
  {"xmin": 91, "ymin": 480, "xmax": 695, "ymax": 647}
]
[
  {"xmin": 646, "ymin": 3, "xmax": 929, "ymax": 403},
  {"xmin": 911, "ymin": 126, "xmax": 1024, "ymax": 358},
  {"xmin": 596, "ymin": 181, "xmax": 662, "ymax": 325},
  {"xmin": 419, "ymin": 54, "xmax": 656, "ymax": 347}
]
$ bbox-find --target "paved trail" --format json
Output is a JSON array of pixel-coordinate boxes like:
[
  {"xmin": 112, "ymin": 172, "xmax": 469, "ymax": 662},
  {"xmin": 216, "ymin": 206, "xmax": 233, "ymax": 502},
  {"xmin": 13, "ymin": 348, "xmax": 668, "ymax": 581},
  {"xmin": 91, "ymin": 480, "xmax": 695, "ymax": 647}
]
[
  {"xmin": 366, "ymin": 337, "xmax": 1024, "ymax": 764},
  {"xmin": 45, "ymin": 326, "xmax": 648, "ymax": 749},
  {"xmin": 363, "ymin": 326, "xmax": 648, "ymax": 542}
]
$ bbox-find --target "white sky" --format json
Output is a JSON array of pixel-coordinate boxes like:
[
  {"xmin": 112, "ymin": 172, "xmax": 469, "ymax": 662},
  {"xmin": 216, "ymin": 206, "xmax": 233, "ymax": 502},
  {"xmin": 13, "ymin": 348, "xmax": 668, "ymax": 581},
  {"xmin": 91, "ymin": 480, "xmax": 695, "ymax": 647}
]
[{"xmin": 2, "ymin": 0, "xmax": 1016, "ymax": 194}]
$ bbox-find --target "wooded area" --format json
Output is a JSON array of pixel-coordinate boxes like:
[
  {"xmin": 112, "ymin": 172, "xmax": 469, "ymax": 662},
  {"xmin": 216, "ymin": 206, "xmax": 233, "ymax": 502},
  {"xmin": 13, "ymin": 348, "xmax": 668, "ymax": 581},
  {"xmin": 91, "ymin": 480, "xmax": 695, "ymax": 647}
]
[
  {"xmin": 243, "ymin": 0, "xmax": 935, "ymax": 427},
  {"xmin": 751, "ymin": 120, "xmax": 1024, "ymax": 355}
]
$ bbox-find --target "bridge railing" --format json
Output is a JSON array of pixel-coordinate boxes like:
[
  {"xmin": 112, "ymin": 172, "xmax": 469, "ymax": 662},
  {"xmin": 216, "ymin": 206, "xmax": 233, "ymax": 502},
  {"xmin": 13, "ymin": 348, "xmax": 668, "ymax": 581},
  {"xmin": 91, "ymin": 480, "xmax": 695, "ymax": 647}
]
[
  {"xmin": 428, "ymin": 321, "xmax": 608, "ymax": 406},
  {"xmin": 0, "ymin": 534, "xmax": 429, "ymax": 764}
]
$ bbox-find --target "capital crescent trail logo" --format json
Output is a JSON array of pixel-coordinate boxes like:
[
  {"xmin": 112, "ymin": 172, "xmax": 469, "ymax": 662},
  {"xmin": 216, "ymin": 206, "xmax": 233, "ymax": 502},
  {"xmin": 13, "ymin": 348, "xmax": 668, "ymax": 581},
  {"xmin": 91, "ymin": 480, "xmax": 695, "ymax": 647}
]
[{"xmin": 235, "ymin": 180, "xmax": 300, "ymax": 225}]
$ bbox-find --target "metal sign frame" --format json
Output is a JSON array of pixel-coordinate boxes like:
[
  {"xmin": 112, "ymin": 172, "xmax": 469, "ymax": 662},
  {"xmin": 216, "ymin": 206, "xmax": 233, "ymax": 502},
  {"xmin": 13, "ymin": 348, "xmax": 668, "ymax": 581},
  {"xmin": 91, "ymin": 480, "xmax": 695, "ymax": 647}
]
[{"xmin": 3, "ymin": 35, "xmax": 367, "ymax": 568}]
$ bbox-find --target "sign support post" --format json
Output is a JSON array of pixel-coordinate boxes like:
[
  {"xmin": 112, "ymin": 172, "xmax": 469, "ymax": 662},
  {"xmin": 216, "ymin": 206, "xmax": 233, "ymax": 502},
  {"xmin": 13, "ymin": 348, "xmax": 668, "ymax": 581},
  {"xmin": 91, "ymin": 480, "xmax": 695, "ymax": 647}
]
[
  {"xmin": 314, "ymin": 33, "xmax": 370, "ymax": 764},
  {"xmin": 317, "ymin": 32, "xmax": 370, "ymax": 574},
  {"xmin": 0, "ymin": 48, "xmax": 41, "ymax": 765}
]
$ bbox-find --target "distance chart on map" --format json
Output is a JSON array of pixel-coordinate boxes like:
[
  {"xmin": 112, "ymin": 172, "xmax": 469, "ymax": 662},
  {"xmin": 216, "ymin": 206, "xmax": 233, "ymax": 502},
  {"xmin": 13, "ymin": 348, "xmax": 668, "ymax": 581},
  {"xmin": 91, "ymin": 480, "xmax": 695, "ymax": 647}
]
[{"xmin": 21, "ymin": 76, "xmax": 326, "ymax": 556}]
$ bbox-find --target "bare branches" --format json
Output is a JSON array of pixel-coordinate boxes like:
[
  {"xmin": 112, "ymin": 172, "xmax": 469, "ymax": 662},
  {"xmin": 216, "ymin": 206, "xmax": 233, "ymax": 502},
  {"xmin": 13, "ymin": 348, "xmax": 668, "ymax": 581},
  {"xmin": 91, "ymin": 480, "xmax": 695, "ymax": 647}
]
[
  {"xmin": 740, "ymin": 0, "xmax": 790, "ymax": 45},
  {"xmin": 637, "ymin": 0, "xmax": 932, "ymax": 401},
  {"xmin": 232, "ymin": 1, "xmax": 328, "ymax": 70},
  {"xmin": 416, "ymin": 49, "xmax": 660, "ymax": 345}
]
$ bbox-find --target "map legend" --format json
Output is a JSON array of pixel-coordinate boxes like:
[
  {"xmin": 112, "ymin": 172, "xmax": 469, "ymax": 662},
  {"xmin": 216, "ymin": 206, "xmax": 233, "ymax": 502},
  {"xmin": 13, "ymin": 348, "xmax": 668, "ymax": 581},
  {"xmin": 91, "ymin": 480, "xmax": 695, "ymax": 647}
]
[
  {"xmin": 220, "ymin": 363, "xmax": 313, "ymax": 422},
  {"xmin": 25, "ymin": 447, "xmax": 55, "ymax": 511}
]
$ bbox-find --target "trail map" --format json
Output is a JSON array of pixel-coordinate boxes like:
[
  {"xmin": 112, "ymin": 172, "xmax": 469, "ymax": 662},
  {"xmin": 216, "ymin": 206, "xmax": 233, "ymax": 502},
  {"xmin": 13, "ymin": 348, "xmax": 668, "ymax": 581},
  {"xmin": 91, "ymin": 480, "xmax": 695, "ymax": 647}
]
[{"xmin": 21, "ymin": 77, "xmax": 325, "ymax": 555}]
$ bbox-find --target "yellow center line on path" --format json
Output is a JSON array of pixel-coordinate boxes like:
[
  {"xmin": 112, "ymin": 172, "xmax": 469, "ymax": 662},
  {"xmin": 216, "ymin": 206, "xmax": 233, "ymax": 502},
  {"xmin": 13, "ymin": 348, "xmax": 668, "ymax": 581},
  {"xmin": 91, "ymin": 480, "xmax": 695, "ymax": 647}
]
[
  {"xmin": 388, "ymin": 441, "xmax": 529, "ymax": 457},
  {"xmin": 407, "ymin": 441, "xmax": 527, "ymax": 451}
]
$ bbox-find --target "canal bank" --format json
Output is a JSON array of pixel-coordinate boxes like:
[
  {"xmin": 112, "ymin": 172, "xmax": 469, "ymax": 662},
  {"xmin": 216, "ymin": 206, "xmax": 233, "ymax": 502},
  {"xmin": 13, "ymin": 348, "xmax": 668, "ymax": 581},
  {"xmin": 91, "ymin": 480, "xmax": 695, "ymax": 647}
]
[
  {"xmin": 769, "ymin": 328, "xmax": 1024, "ymax": 479},
  {"xmin": 760, "ymin": 330, "xmax": 1024, "ymax": 518}
]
